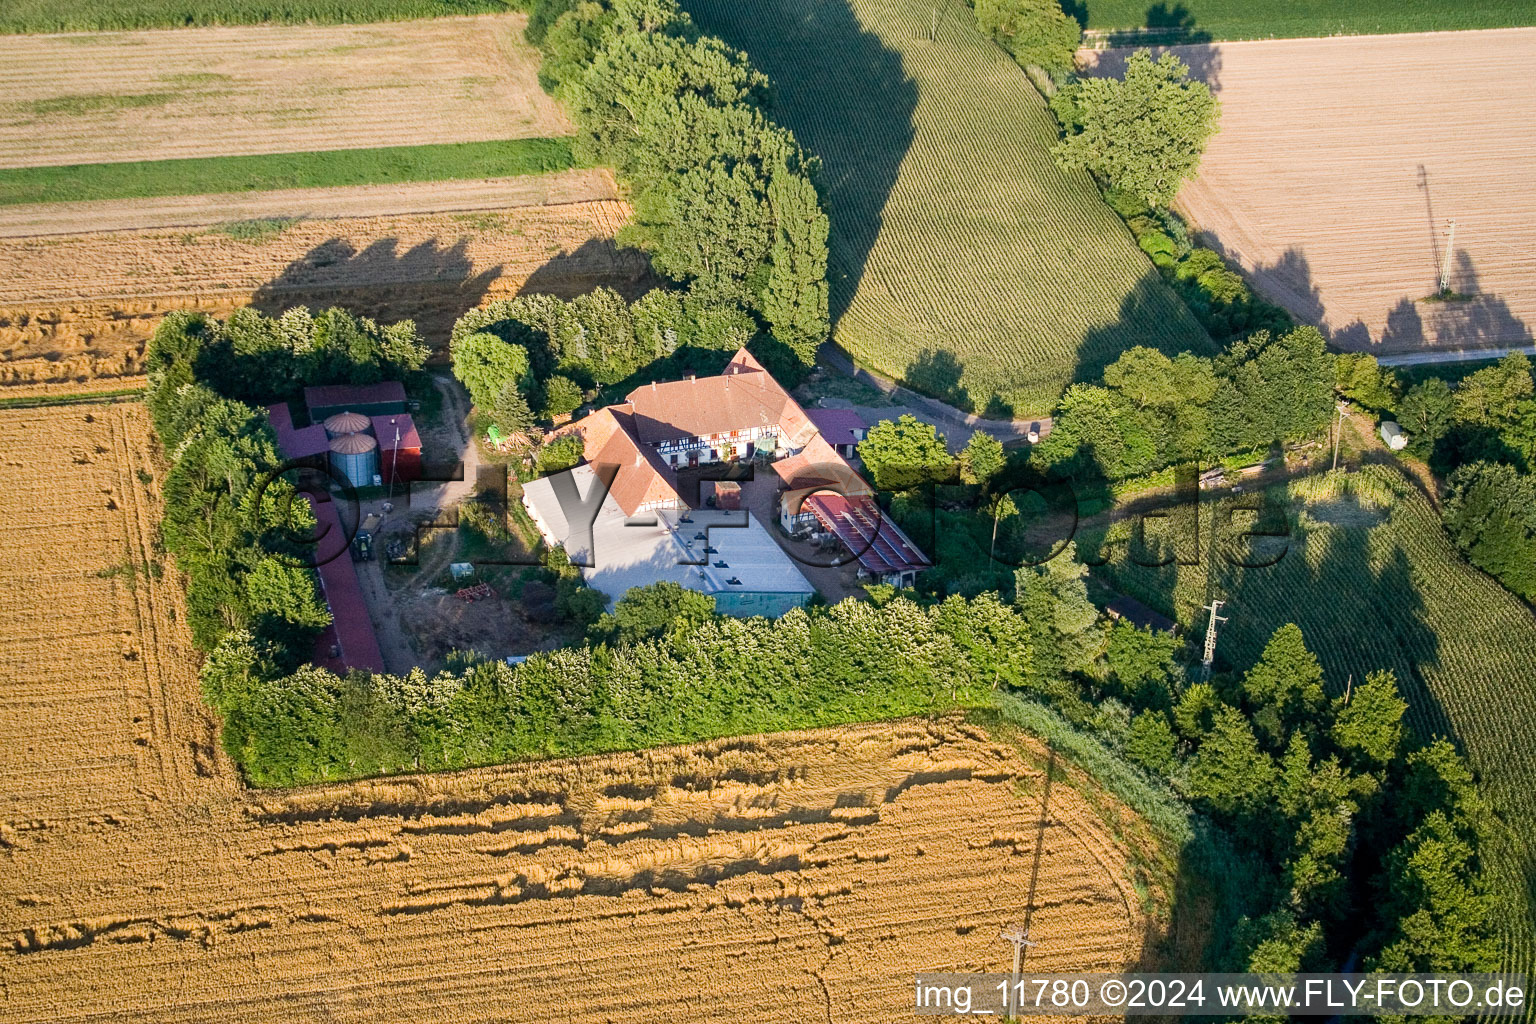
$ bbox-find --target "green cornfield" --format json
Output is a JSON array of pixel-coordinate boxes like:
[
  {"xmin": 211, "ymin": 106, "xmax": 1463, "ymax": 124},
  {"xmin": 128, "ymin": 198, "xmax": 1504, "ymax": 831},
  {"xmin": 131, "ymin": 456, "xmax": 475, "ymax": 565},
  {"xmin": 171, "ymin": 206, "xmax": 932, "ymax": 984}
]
[
  {"xmin": 684, "ymin": 0, "xmax": 1209, "ymax": 417},
  {"xmin": 1081, "ymin": 0, "xmax": 1536, "ymax": 43},
  {"xmin": 0, "ymin": 0, "xmax": 513, "ymax": 34},
  {"xmin": 1095, "ymin": 466, "xmax": 1536, "ymax": 976}
]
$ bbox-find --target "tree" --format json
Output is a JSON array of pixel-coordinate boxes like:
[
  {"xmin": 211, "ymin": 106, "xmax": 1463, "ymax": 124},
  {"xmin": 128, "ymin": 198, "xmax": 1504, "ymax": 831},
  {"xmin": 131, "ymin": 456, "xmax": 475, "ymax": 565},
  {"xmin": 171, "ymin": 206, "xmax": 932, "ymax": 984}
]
[
  {"xmin": 1103, "ymin": 346, "xmax": 1178, "ymax": 409},
  {"xmin": 490, "ymin": 383, "xmax": 536, "ymax": 437},
  {"xmin": 959, "ymin": 430, "xmax": 1005, "ymax": 485},
  {"xmin": 450, "ymin": 331, "xmax": 532, "ymax": 413},
  {"xmin": 1051, "ymin": 49, "xmax": 1219, "ymax": 208},
  {"xmin": 973, "ymin": 0, "xmax": 1080, "ymax": 74},
  {"xmin": 596, "ymin": 581, "xmax": 717, "ymax": 646},
  {"xmin": 1104, "ymin": 619, "xmax": 1180, "ymax": 707},
  {"xmin": 1396, "ymin": 377, "xmax": 1455, "ymax": 452},
  {"xmin": 1183, "ymin": 703, "xmax": 1274, "ymax": 819},
  {"xmin": 1241, "ymin": 623, "xmax": 1326, "ymax": 747},
  {"xmin": 759, "ymin": 168, "xmax": 831, "ymax": 364},
  {"xmin": 1335, "ymin": 352, "xmax": 1401, "ymax": 412},
  {"xmin": 1124, "ymin": 711, "xmax": 1178, "ymax": 775},
  {"xmin": 537, "ymin": 433, "xmax": 585, "ymax": 474},
  {"xmin": 1212, "ymin": 326, "xmax": 1335, "ymax": 450},
  {"xmin": 1442, "ymin": 461, "xmax": 1536, "ymax": 600},
  {"xmin": 1014, "ymin": 543, "xmax": 1102, "ymax": 680},
  {"xmin": 857, "ymin": 414, "xmax": 955, "ymax": 489},
  {"xmin": 1330, "ymin": 670, "xmax": 1408, "ymax": 770},
  {"xmin": 542, "ymin": 375, "xmax": 585, "ymax": 419},
  {"xmin": 1369, "ymin": 811, "xmax": 1499, "ymax": 972}
]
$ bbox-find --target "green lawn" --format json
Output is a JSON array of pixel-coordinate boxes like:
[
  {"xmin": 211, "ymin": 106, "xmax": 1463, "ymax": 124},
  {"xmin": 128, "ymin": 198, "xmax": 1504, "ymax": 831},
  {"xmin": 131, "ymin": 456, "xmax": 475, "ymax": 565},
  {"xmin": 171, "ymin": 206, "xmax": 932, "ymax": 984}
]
[
  {"xmin": 0, "ymin": 0, "xmax": 512, "ymax": 33},
  {"xmin": 684, "ymin": 0, "xmax": 1208, "ymax": 417},
  {"xmin": 1080, "ymin": 0, "xmax": 1536, "ymax": 42},
  {"xmin": 0, "ymin": 138, "xmax": 575, "ymax": 207}
]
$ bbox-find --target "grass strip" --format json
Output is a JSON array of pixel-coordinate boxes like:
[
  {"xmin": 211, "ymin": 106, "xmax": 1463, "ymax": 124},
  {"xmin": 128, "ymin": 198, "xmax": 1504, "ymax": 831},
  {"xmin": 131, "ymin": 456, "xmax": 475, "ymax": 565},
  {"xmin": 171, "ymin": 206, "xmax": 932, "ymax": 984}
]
[{"xmin": 0, "ymin": 137, "xmax": 575, "ymax": 207}]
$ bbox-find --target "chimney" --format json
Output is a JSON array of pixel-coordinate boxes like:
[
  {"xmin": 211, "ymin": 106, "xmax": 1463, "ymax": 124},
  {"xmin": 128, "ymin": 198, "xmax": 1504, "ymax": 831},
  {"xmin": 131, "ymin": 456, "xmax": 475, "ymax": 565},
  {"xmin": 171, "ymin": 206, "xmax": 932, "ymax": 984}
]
[
  {"xmin": 650, "ymin": 380, "xmax": 657, "ymax": 392},
  {"xmin": 686, "ymin": 372, "xmax": 696, "ymax": 382}
]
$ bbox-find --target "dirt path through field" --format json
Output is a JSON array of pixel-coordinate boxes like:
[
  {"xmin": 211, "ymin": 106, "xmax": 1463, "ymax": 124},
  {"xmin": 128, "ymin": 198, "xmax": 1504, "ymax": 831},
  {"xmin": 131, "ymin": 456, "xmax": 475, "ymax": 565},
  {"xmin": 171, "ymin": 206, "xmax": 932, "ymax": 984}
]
[
  {"xmin": 0, "ymin": 169, "xmax": 617, "ymax": 238},
  {"xmin": 1081, "ymin": 28, "xmax": 1536, "ymax": 354}
]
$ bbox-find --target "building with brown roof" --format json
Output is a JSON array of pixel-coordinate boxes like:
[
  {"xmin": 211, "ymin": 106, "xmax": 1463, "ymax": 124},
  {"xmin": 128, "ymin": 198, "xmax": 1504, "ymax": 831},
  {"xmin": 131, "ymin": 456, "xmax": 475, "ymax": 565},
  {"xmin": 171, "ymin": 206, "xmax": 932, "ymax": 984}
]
[{"xmin": 525, "ymin": 348, "xmax": 931, "ymax": 600}]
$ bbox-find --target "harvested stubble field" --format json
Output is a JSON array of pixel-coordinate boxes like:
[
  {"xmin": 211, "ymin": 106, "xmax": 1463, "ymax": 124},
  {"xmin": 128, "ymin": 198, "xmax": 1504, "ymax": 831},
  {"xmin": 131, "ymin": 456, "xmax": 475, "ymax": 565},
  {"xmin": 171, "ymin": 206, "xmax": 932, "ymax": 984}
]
[
  {"xmin": 0, "ymin": 194, "xmax": 646, "ymax": 386},
  {"xmin": 686, "ymin": 0, "xmax": 1208, "ymax": 417},
  {"xmin": 1082, "ymin": 29, "xmax": 1536, "ymax": 355},
  {"xmin": 0, "ymin": 403, "xmax": 224, "ymax": 830},
  {"xmin": 0, "ymin": 413, "xmax": 1161, "ymax": 1016},
  {"xmin": 0, "ymin": 14, "xmax": 568, "ymax": 169}
]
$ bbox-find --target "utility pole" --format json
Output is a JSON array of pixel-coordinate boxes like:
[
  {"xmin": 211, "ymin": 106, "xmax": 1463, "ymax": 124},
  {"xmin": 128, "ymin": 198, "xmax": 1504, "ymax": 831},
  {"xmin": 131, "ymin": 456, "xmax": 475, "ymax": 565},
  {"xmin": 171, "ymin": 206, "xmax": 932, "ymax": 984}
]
[
  {"xmin": 1439, "ymin": 219, "xmax": 1457, "ymax": 295},
  {"xmin": 999, "ymin": 923, "xmax": 1037, "ymax": 1019},
  {"xmin": 388, "ymin": 418, "xmax": 401, "ymax": 500},
  {"xmin": 1201, "ymin": 599, "xmax": 1227, "ymax": 676},
  {"xmin": 1332, "ymin": 402, "xmax": 1345, "ymax": 472}
]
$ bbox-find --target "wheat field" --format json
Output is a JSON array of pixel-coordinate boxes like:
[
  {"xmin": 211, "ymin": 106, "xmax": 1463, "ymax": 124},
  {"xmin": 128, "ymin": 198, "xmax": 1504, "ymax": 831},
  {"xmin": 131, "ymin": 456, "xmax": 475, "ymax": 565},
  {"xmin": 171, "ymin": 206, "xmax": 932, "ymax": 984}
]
[{"xmin": 0, "ymin": 404, "xmax": 1158, "ymax": 1021}]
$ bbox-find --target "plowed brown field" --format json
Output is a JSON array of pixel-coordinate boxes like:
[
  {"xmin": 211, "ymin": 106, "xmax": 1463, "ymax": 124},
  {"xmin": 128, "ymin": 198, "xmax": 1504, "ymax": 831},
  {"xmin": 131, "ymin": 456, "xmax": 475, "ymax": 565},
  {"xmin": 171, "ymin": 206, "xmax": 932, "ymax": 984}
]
[
  {"xmin": 0, "ymin": 14, "xmax": 569, "ymax": 169},
  {"xmin": 1081, "ymin": 28, "xmax": 1536, "ymax": 354},
  {"xmin": 0, "ymin": 405, "xmax": 1157, "ymax": 1020},
  {"xmin": 0, "ymin": 196, "xmax": 647, "ymax": 387}
]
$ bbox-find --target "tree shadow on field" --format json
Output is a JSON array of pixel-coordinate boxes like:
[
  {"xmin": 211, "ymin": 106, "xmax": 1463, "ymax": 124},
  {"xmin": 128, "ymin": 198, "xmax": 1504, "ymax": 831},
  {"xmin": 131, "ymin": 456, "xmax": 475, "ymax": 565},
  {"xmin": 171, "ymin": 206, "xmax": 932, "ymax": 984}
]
[
  {"xmin": 517, "ymin": 237, "xmax": 656, "ymax": 301},
  {"xmin": 902, "ymin": 347, "xmax": 973, "ymax": 413},
  {"xmin": 253, "ymin": 237, "xmax": 502, "ymax": 345},
  {"xmin": 1084, "ymin": 29, "xmax": 1221, "ymax": 92},
  {"xmin": 1069, "ymin": 270, "xmax": 1211, "ymax": 391},
  {"xmin": 681, "ymin": 0, "xmax": 917, "ymax": 345}
]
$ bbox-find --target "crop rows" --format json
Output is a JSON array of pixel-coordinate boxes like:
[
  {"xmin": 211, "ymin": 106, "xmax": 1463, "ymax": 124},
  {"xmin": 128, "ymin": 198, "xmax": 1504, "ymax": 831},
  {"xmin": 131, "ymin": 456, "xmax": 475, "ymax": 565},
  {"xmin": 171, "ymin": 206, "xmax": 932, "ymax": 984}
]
[
  {"xmin": 1097, "ymin": 466, "xmax": 1536, "ymax": 974},
  {"xmin": 1080, "ymin": 0, "xmax": 1536, "ymax": 42},
  {"xmin": 685, "ymin": 0, "xmax": 1208, "ymax": 416}
]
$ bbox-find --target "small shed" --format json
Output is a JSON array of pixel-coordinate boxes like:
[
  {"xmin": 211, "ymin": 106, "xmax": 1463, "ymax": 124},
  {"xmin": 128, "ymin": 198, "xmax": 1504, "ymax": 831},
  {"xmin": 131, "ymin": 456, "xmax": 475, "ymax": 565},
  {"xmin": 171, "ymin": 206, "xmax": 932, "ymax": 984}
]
[
  {"xmin": 372, "ymin": 413, "xmax": 422, "ymax": 483},
  {"xmin": 1380, "ymin": 420, "xmax": 1409, "ymax": 451},
  {"xmin": 305, "ymin": 380, "xmax": 407, "ymax": 420},
  {"xmin": 706, "ymin": 479, "xmax": 742, "ymax": 510},
  {"xmin": 806, "ymin": 407, "xmax": 867, "ymax": 458}
]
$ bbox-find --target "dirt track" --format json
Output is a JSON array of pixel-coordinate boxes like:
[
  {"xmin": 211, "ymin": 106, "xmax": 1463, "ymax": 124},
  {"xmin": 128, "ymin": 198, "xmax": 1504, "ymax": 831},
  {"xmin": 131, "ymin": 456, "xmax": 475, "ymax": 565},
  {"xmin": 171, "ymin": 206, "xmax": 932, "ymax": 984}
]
[
  {"xmin": 0, "ymin": 14, "xmax": 569, "ymax": 169},
  {"xmin": 0, "ymin": 168, "xmax": 617, "ymax": 238},
  {"xmin": 0, "ymin": 407, "xmax": 1156, "ymax": 1020},
  {"xmin": 1081, "ymin": 28, "xmax": 1536, "ymax": 353},
  {"xmin": 0, "ymin": 193, "xmax": 647, "ymax": 386}
]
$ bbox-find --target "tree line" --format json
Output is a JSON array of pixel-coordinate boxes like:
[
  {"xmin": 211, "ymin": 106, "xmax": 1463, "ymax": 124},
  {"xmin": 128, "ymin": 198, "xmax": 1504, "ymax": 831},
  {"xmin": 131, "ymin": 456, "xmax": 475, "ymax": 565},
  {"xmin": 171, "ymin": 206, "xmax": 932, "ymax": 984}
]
[
  {"xmin": 526, "ymin": 0, "xmax": 830, "ymax": 365},
  {"xmin": 1036, "ymin": 327, "xmax": 1336, "ymax": 482},
  {"xmin": 448, "ymin": 286, "xmax": 772, "ymax": 440}
]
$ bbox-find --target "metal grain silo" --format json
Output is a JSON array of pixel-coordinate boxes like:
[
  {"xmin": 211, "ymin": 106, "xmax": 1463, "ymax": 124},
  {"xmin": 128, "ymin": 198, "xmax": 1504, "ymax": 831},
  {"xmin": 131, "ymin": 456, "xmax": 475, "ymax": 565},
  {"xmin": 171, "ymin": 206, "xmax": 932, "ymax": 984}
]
[
  {"xmin": 323, "ymin": 410, "xmax": 372, "ymax": 438},
  {"xmin": 329, "ymin": 431, "xmax": 379, "ymax": 487}
]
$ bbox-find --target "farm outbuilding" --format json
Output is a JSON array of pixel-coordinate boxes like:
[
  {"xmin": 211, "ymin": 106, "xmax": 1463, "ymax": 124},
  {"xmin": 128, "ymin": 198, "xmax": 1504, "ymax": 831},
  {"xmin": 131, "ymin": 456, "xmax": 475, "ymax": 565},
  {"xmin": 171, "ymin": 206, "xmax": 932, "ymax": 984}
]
[
  {"xmin": 372, "ymin": 413, "xmax": 422, "ymax": 484},
  {"xmin": 266, "ymin": 402, "xmax": 329, "ymax": 463},
  {"xmin": 1380, "ymin": 421, "xmax": 1409, "ymax": 451},
  {"xmin": 329, "ymin": 431, "xmax": 379, "ymax": 487},
  {"xmin": 305, "ymin": 380, "xmax": 407, "ymax": 420}
]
